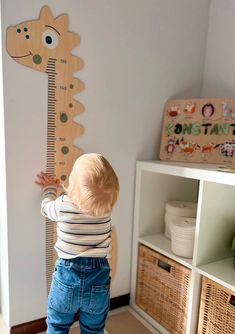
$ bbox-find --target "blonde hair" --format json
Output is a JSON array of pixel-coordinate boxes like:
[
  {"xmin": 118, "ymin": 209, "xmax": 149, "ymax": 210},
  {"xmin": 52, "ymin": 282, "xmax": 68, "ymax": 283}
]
[{"xmin": 66, "ymin": 153, "xmax": 119, "ymax": 217}]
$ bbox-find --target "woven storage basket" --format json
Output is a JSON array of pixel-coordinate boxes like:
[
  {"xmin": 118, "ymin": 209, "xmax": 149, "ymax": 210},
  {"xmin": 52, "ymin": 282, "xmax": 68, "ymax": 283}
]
[
  {"xmin": 136, "ymin": 244, "xmax": 191, "ymax": 334},
  {"xmin": 198, "ymin": 277, "xmax": 235, "ymax": 334}
]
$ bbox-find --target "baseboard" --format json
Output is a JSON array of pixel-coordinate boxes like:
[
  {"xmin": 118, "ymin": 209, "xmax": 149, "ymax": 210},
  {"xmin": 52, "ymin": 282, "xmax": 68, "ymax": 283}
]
[
  {"xmin": 10, "ymin": 294, "xmax": 130, "ymax": 334},
  {"xmin": 110, "ymin": 293, "xmax": 130, "ymax": 310},
  {"xmin": 10, "ymin": 318, "xmax": 47, "ymax": 334}
]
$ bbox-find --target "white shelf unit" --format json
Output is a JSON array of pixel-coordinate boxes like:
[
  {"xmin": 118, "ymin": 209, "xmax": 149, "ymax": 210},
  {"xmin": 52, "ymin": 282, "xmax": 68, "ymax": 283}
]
[{"xmin": 130, "ymin": 160, "xmax": 235, "ymax": 334}]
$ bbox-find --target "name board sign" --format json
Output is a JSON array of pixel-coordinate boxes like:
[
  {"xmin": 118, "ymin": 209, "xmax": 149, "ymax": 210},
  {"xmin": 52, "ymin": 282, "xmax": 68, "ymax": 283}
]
[{"xmin": 159, "ymin": 98, "xmax": 235, "ymax": 164}]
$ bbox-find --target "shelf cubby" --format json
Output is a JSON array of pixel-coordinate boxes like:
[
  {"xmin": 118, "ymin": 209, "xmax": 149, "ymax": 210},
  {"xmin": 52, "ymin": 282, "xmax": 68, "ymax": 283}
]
[{"xmin": 131, "ymin": 160, "xmax": 235, "ymax": 334}]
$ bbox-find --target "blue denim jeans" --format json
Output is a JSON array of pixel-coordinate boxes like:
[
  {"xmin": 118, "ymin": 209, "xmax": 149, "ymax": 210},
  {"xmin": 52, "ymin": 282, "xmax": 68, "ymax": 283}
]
[{"xmin": 46, "ymin": 257, "xmax": 111, "ymax": 334}]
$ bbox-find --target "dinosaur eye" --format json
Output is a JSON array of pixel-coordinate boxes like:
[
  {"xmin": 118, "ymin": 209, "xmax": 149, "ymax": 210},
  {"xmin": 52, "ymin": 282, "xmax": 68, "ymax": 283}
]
[{"xmin": 42, "ymin": 29, "xmax": 59, "ymax": 49}]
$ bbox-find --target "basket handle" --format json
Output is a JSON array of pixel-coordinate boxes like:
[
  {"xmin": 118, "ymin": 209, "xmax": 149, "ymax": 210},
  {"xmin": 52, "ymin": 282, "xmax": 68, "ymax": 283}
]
[
  {"xmin": 229, "ymin": 294, "xmax": 235, "ymax": 306},
  {"xmin": 158, "ymin": 259, "xmax": 171, "ymax": 272}
]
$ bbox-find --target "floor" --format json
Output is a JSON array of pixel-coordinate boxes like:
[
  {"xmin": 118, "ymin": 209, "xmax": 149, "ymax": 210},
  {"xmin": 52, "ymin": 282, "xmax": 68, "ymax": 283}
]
[
  {"xmin": 105, "ymin": 309, "xmax": 156, "ymax": 334},
  {"xmin": 39, "ymin": 307, "xmax": 158, "ymax": 334},
  {"xmin": 1, "ymin": 306, "xmax": 160, "ymax": 334}
]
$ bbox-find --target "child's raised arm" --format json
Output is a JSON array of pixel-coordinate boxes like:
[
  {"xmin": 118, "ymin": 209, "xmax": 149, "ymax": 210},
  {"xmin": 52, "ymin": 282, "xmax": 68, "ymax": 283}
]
[
  {"xmin": 35, "ymin": 172, "xmax": 61, "ymax": 221},
  {"xmin": 35, "ymin": 171, "xmax": 60, "ymax": 188}
]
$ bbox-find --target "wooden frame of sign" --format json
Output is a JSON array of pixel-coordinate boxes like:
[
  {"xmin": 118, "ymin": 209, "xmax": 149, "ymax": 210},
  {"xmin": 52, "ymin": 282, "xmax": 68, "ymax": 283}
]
[{"xmin": 159, "ymin": 98, "xmax": 235, "ymax": 164}]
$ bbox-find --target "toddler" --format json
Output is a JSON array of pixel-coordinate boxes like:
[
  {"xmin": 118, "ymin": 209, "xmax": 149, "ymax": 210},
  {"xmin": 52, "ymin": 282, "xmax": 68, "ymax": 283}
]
[{"xmin": 35, "ymin": 153, "xmax": 119, "ymax": 334}]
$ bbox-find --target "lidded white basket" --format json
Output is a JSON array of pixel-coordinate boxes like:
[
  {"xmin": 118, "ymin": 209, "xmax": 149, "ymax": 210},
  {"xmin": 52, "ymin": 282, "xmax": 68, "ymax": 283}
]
[
  {"xmin": 164, "ymin": 213, "xmax": 185, "ymax": 239},
  {"xmin": 171, "ymin": 218, "xmax": 196, "ymax": 258},
  {"xmin": 165, "ymin": 201, "xmax": 197, "ymax": 217},
  {"xmin": 164, "ymin": 201, "xmax": 197, "ymax": 239}
]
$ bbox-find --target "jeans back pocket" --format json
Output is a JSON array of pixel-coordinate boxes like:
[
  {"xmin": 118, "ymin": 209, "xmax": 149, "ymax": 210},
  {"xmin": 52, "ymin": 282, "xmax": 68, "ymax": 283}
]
[
  {"xmin": 88, "ymin": 285, "xmax": 110, "ymax": 315},
  {"xmin": 48, "ymin": 277, "xmax": 76, "ymax": 314}
]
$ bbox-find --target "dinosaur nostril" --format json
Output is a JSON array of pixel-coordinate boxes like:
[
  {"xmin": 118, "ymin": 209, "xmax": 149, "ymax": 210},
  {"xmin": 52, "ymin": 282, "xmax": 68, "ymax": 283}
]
[
  {"xmin": 60, "ymin": 113, "xmax": 68, "ymax": 123},
  {"xmin": 61, "ymin": 175, "xmax": 67, "ymax": 181},
  {"xmin": 17, "ymin": 28, "xmax": 21, "ymax": 33},
  {"xmin": 32, "ymin": 54, "xmax": 42, "ymax": 64},
  {"xmin": 25, "ymin": 35, "xmax": 30, "ymax": 39},
  {"xmin": 61, "ymin": 146, "xmax": 69, "ymax": 155}
]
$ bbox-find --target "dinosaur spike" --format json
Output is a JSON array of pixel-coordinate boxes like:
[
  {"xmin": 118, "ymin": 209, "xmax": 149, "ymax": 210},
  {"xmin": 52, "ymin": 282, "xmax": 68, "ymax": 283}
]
[
  {"xmin": 72, "ymin": 142, "xmax": 84, "ymax": 156},
  {"xmin": 72, "ymin": 122, "xmax": 85, "ymax": 136},
  {"xmin": 55, "ymin": 14, "xmax": 69, "ymax": 31},
  {"xmin": 71, "ymin": 146, "xmax": 83, "ymax": 159},
  {"xmin": 71, "ymin": 99, "xmax": 85, "ymax": 116},
  {"xmin": 69, "ymin": 55, "xmax": 84, "ymax": 72},
  {"xmin": 67, "ymin": 31, "xmax": 81, "ymax": 48},
  {"xmin": 70, "ymin": 78, "xmax": 85, "ymax": 94},
  {"xmin": 39, "ymin": 5, "xmax": 54, "ymax": 22},
  {"xmin": 55, "ymin": 76, "xmax": 84, "ymax": 98}
]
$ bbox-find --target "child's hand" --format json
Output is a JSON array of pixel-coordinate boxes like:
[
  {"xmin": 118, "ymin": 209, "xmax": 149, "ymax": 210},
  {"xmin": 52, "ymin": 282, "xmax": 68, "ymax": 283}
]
[{"xmin": 35, "ymin": 172, "xmax": 60, "ymax": 188}]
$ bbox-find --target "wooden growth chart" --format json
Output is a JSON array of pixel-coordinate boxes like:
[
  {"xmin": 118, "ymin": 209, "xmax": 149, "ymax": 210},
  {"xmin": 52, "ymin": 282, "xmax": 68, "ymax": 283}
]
[
  {"xmin": 160, "ymin": 98, "xmax": 235, "ymax": 164},
  {"xmin": 6, "ymin": 6, "xmax": 85, "ymax": 291}
]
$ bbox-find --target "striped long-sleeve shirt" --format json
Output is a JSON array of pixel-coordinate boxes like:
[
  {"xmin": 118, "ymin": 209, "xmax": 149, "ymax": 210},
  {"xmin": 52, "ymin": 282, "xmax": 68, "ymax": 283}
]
[{"xmin": 41, "ymin": 185, "xmax": 112, "ymax": 259}]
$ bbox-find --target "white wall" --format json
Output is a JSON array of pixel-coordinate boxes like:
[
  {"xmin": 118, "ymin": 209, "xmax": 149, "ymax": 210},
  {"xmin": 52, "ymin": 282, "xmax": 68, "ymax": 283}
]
[
  {"xmin": 202, "ymin": 0, "xmax": 235, "ymax": 97},
  {"xmin": 1, "ymin": 0, "xmax": 210, "ymax": 327}
]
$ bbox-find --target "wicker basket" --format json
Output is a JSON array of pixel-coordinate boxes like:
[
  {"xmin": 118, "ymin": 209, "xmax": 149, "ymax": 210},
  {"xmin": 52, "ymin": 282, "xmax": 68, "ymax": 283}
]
[
  {"xmin": 198, "ymin": 277, "xmax": 235, "ymax": 334},
  {"xmin": 136, "ymin": 244, "xmax": 191, "ymax": 334}
]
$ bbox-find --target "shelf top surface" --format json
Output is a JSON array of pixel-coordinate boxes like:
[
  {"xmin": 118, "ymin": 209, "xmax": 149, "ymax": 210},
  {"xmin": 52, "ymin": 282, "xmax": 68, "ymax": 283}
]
[
  {"xmin": 198, "ymin": 258, "xmax": 235, "ymax": 292},
  {"xmin": 139, "ymin": 234, "xmax": 193, "ymax": 269},
  {"xmin": 139, "ymin": 234, "xmax": 235, "ymax": 291},
  {"xmin": 137, "ymin": 160, "xmax": 235, "ymax": 185}
]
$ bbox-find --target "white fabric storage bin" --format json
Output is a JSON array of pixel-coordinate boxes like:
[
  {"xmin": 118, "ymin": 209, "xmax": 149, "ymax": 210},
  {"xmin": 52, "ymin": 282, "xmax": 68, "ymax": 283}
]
[
  {"xmin": 164, "ymin": 200, "xmax": 197, "ymax": 239},
  {"xmin": 171, "ymin": 219, "xmax": 196, "ymax": 258},
  {"xmin": 165, "ymin": 201, "xmax": 197, "ymax": 218},
  {"xmin": 164, "ymin": 212, "xmax": 188, "ymax": 239}
]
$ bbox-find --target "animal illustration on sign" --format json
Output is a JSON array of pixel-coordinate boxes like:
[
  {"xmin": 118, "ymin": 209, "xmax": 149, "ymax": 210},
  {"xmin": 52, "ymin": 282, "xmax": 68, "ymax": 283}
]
[
  {"xmin": 215, "ymin": 141, "xmax": 235, "ymax": 157},
  {"xmin": 6, "ymin": 5, "xmax": 84, "ymax": 180},
  {"xmin": 6, "ymin": 5, "xmax": 85, "ymax": 290},
  {"xmin": 184, "ymin": 103, "xmax": 196, "ymax": 115},
  {"xmin": 178, "ymin": 137, "xmax": 200, "ymax": 155},
  {"xmin": 166, "ymin": 137, "xmax": 176, "ymax": 154},
  {"xmin": 222, "ymin": 102, "xmax": 233, "ymax": 118},
  {"xmin": 201, "ymin": 142, "xmax": 216, "ymax": 157},
  {"xmin": 167, "ymin": 104, "xmax": 181, "ymax": 117}
]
